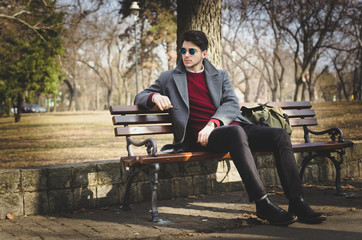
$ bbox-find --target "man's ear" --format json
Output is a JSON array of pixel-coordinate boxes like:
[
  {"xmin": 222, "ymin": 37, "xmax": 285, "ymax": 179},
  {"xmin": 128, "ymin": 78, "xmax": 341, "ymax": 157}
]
[{"xmin": 202, "ymin": 50, "xmax": 208, "ymax": 59}]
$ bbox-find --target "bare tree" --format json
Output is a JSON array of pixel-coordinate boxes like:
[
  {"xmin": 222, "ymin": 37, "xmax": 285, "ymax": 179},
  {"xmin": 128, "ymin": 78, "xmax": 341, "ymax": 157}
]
[
  {"xmin": 221, "ymin": 0, "xmax": 297, "ymax": 102},
  {"xmin": 259, "ymin": 0, "xmax": 354, "ymax": 101},
  {"xmin": 58, "ymin": 0, "xmax": 104, "ymax": 110},
  {"xmin": 345, "ymin": 1, "xmax": 361, "ymax": 100}
]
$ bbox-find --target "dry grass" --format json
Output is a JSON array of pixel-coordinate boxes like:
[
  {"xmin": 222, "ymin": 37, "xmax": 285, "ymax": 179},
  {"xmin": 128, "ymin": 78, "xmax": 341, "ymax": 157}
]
[
  {"xmin": 0, "ymin": 101, "xmax": 361, "ymax": 169},
  {"xmin": 291, "ymin": 101, "xmax": 362, "ymax": 143}
]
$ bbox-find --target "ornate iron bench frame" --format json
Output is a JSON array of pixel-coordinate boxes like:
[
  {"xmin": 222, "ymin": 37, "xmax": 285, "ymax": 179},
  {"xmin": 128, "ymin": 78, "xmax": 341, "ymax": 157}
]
[{"xmin": 110, "ymin": 101, "xmax": 353, "ymax": 222}]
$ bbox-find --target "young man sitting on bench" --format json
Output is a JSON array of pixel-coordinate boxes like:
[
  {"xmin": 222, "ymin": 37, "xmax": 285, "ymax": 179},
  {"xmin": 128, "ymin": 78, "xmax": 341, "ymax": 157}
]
[{"xmin": 134, "ymin": 30, "xmax": 326, "ymax": 225}]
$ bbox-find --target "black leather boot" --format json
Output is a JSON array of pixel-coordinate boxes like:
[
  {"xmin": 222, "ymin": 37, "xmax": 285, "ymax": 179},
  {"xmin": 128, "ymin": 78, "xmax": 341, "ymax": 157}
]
[
  {"xmin": 256, "ymin": 196, "xmax": 296, "ymax": 226},
  {"xmin": 289, "ymin": 196, "xmax": 327, "ymax": 224}
]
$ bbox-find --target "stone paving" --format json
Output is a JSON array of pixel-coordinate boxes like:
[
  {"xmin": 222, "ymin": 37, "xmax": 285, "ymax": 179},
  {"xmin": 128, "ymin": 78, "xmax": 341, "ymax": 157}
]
[{"xmin": 1, "ymin": 179, "xmax": 361, "ymax": 240}]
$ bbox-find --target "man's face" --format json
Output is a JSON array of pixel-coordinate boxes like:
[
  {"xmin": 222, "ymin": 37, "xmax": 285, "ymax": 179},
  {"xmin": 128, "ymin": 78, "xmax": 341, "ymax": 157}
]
[{"xmin": 181, "ymin": 41, "xmax": 207, "ymax": 72}]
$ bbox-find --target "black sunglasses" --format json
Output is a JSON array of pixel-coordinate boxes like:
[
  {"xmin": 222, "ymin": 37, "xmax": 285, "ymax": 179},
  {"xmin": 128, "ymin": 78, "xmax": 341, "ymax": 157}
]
[{"xmin": 180, "ymin": 47, "xmax": 197, "ymax": 55}]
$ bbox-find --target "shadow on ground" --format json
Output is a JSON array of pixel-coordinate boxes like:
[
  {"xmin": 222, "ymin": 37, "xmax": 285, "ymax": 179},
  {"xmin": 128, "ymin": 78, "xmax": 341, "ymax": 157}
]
[{"xmin": 1, "ymin": 179, "xmax": 361, "ymax": 239}]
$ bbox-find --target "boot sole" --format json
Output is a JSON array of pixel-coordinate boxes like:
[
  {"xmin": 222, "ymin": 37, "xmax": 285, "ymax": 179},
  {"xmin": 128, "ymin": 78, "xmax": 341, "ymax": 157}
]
[
  {"xmin": 298, "ymin": 215, "xmax": 327, "ymax": 224},
  {"xmin": 257, "ymin": 214, "xmax": 297, "ymax": 226}
]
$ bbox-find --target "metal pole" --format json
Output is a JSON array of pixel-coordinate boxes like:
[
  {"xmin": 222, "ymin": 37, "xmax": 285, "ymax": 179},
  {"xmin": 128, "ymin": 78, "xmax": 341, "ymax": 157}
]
[{"xmin": 134, "ymin": 19, "xmax": 138, "ymax": 94}]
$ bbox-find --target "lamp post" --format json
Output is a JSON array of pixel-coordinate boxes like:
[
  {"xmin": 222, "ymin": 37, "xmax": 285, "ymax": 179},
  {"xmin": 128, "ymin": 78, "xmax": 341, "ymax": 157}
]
[{"xmin": 130, "ymin": 1, "xmax": 140, "ymax": 94}]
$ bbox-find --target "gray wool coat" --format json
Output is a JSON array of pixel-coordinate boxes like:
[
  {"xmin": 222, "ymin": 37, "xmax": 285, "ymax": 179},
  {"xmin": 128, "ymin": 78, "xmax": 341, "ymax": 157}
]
[{"xmin": 134, "ymin": 58, "xmax": 251, "ymax": 149}]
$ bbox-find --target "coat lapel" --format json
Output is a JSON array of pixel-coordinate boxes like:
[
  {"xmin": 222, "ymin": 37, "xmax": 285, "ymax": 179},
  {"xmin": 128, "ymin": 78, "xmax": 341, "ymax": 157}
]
[
  {"xmin": 204, "ymin": 59, "xmax": 222, "ymax": 108},
  {"xmin": 173, "ymin": 73, "xmax": 189, "ymax": 107},
  {"xmin": 172, "ymin": 59, "xmax": 221, "ymax": 109},
  {"xmin": 173, "ymin": 62, "xmax": 189, "ymax": 107}
]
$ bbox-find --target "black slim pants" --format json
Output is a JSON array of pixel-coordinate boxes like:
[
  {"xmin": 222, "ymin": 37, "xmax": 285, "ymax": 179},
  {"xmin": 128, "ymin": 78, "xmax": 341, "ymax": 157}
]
[{"xmin": 205, "ymin": 124, "xmax": 303, "ymax": 202}]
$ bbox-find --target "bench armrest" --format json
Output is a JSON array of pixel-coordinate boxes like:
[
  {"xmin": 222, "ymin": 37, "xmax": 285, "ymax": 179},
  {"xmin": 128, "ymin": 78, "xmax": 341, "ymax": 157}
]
[
  {"xmin": 126, "ymin": 136, "xmax": 158, "ymax": 157},
  {"xmin": 304, "ymin": 126, "xmax": 344, "ymax": 143}
]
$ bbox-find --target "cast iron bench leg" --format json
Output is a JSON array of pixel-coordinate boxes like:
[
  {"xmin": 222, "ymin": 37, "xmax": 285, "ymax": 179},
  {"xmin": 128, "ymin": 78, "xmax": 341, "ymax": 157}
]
[
  {"xmin": 121, "ymin": 165, "xmax": 140, "ymax": 210},
  {"xmin": 328, "ymin": 149, "xmax": 348, "ymax": 196},
  {"xmin": 299, "ymin": 152, "xmax": 317, "ymax": 182},
  {"xmin": 299, "ymin": 150, "xmax": 348, "ymax": 196},
  {"xmin": 145, "ymin": 163, "xmax": 161, "ymax": 222},
  {"xmin": 121, "ymin": 163, "xmax": 161, "ymax": 222}
]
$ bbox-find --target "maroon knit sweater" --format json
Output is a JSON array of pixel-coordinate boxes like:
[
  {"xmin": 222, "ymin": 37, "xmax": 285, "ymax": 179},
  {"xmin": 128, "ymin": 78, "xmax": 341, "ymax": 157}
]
[
  {"xmin": 147, "ymin": 71, "xmax": 235, "ymax": 137},
  {"xmin": 186, "ymin": 71, "xmax": 220, "ymax": 135}
]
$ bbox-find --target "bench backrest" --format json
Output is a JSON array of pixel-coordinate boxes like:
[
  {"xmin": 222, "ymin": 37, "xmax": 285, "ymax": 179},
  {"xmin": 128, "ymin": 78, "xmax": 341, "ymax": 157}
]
[{"xmin": 110, "ymin": 101, "xmax": 317, "ymax": 137}]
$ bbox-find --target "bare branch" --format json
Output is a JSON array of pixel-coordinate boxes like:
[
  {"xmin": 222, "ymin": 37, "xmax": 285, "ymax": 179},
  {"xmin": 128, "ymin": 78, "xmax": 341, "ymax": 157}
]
[{"xmin": 0, "ymin": 12, "xmax": 47, "ymax": 44}]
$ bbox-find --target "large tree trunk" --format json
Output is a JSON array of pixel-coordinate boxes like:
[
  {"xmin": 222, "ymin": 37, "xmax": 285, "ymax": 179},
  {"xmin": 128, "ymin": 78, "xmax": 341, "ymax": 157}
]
[
  {"xmin": 72, "ymin": 82, "xmax": 78, "ymax": 111},
  {"xmin": 107, "ymin": 88, "xmax": 113, "ymax": 109},
  {"xmin": 177, "ymin": 0, "xmax": 222, "ymax": 67},
  {"xmin": 244, "ymin": 78, "xmax": 250, "ymax": 102},
  {"xmin": 301, "ymin": 83, "xmax": 307, "ymax": 101},
  {"xmin": 14, "ymin": 92, "xmax": 23, "ymax": 123},
  {"xmin": 293, "ymin": 80, "xmax": 304, "ymax": 101},
  {"xmin": 271, "ymin": 88, "xmax": 277, "ymax": 102},
  {"xmin": 353, "ymin": 54, "xmax": 362, "ymax": 100},
  {"xmin": 280, "ymin": 82, "xmax": 286, "ymax": 101},
  {"xmin": 63, "ymin": 79, "xmax": 74, "ymax": 111}
]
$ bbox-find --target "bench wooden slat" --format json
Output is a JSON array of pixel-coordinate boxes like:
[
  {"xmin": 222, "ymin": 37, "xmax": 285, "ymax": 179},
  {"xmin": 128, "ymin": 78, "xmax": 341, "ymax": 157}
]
[
  {"xmin": 121, "ymin": 152, "xmax": 231, "ymax": 166},
  {"xmin": 110, "ymin": 105, "xmax": 162, "ymax": 114},
  {"xmin": 241, "ymin": 101, "xmax": 312, "ymax": 109},
  {"xmin": 115, "ymin": 125, "xmax": 173, "ymax": 136},
  {"xmin": 120, "ymin": 141, "xmax": 354, "ymax": 166},
  {"xmin": 113, "ymin": 111, "xmax": 315, "ymax": 125},
  {"xmin": 248, "ymin": 141, "xmax": 354, "ymax": 156},
  {"xmin": 113, "ymin": 115, "xmax": 170, "ymax": 125},
  {"xmin": 113, "ymin": 118, "xmax": 318, "ymax": 134},
  {"xmin": 292, "ymin": 141, "xmax": 354, "ymax": 152},
  {"xmin": 283, "ymin": 109, "xmax": 315, "ymax": 118},
  {"xmin": 110, "ymin": 101, "xmax": 313, "ymax": 116},
  {"xmin": 112, "ymin": 110, "xmax": 315, "ymax": 124},
  {"xmin": 289, "ymin": 118, "xmax": 318, "ymax": 127}
]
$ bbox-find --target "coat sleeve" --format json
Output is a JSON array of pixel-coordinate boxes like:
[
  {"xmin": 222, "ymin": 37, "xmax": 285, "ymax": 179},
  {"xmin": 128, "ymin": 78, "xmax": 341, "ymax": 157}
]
[
  {"xmin": 211, "ymin": 71, "xmax": 241, "ymax": 125},
  {"xmin": 134, "ymin": 72, "xmax": 167, "ymax": 108}
]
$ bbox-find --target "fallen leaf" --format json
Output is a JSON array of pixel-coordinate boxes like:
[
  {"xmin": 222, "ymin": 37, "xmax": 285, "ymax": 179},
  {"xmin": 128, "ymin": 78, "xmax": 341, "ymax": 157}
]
[
  {"xmin": 249, "ymin": 214, "xmax": 258, "ymax": 219},
  {"xmin": 342, "ymin": 184, "xmax": 356, "ymax": 190},
  {"xmin": 6, "ymin": 213, "xmax": 15, "ymax": 220},
  {"xmin": 187, "ymin": 195, "xmax": 198, "ymax": 199}
]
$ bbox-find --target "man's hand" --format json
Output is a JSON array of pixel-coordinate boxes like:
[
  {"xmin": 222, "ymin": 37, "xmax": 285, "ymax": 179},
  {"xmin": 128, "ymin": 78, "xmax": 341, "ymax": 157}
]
[
  {"xmin": 197, "ymin": 122, "xmax": 215, "ymax": 147},
  {"xmin": 153, "ymin": 94, "xmax": 173, "ymax": 111}
]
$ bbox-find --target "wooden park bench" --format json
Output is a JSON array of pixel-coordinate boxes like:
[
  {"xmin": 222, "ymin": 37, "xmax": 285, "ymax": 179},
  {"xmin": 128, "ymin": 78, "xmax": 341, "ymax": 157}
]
[{"xmin": 109, "ymin": 101, "xmax": 353, "ymax": 222}]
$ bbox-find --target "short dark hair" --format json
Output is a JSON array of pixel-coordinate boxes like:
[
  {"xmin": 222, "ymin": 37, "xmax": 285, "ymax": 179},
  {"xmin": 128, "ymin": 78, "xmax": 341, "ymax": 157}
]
[{"xmin": 182, "ymin": 30, "xmax": 208, "ymax": 51}]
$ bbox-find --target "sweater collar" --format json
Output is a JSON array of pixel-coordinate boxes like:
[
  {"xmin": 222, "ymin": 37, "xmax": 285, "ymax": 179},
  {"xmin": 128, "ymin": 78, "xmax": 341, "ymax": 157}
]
[
  {"xmin": 186, "ymin": 65, "xmax": 204, "ymax": 73},
  {"xmin": 175, "ymin": 58, "xmax": 218, "ymax": 76}
]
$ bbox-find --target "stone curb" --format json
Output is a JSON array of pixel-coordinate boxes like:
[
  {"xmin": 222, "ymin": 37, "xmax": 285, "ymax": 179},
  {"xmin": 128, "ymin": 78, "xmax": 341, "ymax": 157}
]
[{"xmin": 0, "ymin": 143, "xmax": 360, "ymax": 219}]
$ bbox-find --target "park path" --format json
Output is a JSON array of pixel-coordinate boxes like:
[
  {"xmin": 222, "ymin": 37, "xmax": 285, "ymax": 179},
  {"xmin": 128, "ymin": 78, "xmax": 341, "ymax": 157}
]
[{"xmin": 1, "ymin": 179, "xmax": 361, "ymax": 240}]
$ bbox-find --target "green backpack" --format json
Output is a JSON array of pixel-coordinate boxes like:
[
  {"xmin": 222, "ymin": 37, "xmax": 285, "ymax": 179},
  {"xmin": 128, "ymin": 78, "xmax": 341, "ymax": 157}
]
[{"xmin": 241, "ymin": 103, "xmax": 293, "ymax": 135}]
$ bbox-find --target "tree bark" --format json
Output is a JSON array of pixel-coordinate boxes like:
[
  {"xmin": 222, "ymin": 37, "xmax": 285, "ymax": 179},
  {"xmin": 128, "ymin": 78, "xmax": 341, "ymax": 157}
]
[
  {"xmin": 14, "ymin": 93, "xmax": 23, "ymax": 123},
  {"xmin": 177, "ymin": 0, "xmax": 222, "ymax": 67},
  {"xmin": 63, "ymin": 79, "xmax": 74, "ymax": 111}
]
